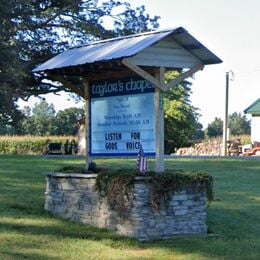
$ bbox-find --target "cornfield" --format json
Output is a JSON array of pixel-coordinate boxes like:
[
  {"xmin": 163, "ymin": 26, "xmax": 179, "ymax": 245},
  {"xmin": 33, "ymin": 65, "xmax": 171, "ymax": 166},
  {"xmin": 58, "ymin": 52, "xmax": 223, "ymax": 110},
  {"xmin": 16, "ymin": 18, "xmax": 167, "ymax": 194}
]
[{"xmin": 0, "ymin": 135, "xmax": 77, "ymax": 155}]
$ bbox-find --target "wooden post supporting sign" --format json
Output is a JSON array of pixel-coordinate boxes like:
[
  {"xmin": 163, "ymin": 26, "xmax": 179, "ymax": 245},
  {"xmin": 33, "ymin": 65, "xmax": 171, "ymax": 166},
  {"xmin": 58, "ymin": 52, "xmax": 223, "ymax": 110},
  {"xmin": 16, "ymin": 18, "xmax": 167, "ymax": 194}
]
[
  {"xmin": 155, "ymin": 68, "xmax": 165, "ymax": 173},
  {"xmin": 84, "ymin": 80, "xmax": 91, "ymax": 169}
]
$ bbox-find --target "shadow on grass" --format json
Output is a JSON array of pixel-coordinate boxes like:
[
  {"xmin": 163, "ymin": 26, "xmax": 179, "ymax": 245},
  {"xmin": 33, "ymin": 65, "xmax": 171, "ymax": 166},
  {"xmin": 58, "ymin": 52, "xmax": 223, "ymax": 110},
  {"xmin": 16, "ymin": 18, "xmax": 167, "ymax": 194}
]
[
  {"xmin": 0, "ymin": 206, "xmax": 259, "ymax": 259},
  {"xmin": 0, "ymin": 211, "xmax": 135, "ymax": 243},
  {"xmin": 0, "ymin": 250, "xmax": 58, "ymax": 260}
]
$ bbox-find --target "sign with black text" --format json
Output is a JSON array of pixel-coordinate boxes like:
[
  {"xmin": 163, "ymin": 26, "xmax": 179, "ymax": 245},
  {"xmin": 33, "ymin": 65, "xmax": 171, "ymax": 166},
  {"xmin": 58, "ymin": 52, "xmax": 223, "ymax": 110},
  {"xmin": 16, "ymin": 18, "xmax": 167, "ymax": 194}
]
[{"xmin": 89, "ymin": 77, "xmax": 155, "ymax": 156}]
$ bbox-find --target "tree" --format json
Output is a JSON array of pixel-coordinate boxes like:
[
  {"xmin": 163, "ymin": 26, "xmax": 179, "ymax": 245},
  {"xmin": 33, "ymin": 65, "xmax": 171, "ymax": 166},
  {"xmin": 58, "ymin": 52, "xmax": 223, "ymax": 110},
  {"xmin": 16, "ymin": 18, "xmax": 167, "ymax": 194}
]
[
  {"xmin": 54, "ymin": 107, "xmax": 85, "ymax": 135},
  {"xmin": 21, "ymin": 100, "xmax": 56, "ymax": 135},
  {"xmin": 205, "ymin": 113, "xmax": 251, "ymax": 138},
  {"xmin": 0, "ymin": 0, "xmax": 160, "ymax": 129},
  {"xmin": 229, "ymin": 112, "xmax": 250, "ymax": 135},
  {"xmin": 193, "ymin": 122, "xmax": 205, "ymax": 141},
  {"xmin": 164, "ymin": 71, "xmax": 201, "ymax": 153},
  {"xmin": 20, "ymin": 102, "xmax": 85, "ymax": 136},
  {"xmin": 205, "ymin": 117, "xmax": 223, "ymax": 138}
]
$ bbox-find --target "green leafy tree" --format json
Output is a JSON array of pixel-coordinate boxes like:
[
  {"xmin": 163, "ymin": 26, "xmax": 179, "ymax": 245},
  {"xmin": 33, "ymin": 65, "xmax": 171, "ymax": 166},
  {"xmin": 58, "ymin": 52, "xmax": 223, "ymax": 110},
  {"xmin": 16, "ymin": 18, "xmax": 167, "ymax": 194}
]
[
  {"xmin": 0, "ymin": 88, "xmax": 24, "ymax": 134},
  {"xmin": 229, "ymin": 112, "xmax": 250, "ymax": 135},
  {"xmin": 205, "ymin": 117, "xmax": 223, "ymax": 138},
  {"xmin": 0, "ymin": 0, "xmax": 159, "ymax": 130},
  {"xmin": 193, "ymin": 122, "xmax": 205, "ymax": 141},
  {"xmin": 21, "ymin": 100, "xmax": 56, "ymax": 135},
  {"xmin": 205, "ymin": 113, "xmax": 251, "ymax": 138},
  {"xmin": 21, "ymin": 103, "xmax": 84, "ymax": 136},
  {"xmin": 164, "ymin": 71, "xmax": 201, "ymax": 153},
  {"xmin": 54, "ymin": 107, "xmax": 85, "ymax": 135}
]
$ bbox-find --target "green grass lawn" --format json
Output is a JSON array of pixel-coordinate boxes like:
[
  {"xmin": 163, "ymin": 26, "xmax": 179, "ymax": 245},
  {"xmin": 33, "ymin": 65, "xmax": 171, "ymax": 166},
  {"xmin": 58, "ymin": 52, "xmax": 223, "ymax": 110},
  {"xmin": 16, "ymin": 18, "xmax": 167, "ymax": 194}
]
[{"xmin": 0, "ymin": 155, "xmax": 259, "ymax": 259}]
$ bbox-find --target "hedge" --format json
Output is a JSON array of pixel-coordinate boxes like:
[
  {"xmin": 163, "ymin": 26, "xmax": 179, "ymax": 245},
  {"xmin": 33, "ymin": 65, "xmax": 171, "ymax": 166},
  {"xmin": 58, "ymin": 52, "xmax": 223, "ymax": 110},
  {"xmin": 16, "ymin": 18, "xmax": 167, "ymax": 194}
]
[{"xmin": 0, "ymin": 136, "xmax": 77, "ymax": 155}]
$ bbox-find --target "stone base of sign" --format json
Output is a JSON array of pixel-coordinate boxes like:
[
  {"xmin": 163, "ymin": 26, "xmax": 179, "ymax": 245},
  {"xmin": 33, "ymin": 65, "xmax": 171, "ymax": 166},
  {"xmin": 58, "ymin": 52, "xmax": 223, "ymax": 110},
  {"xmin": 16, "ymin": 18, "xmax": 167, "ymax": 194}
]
[{"xmin": 45, "ymin": 173, "xmax": 207, "ymax": 241}]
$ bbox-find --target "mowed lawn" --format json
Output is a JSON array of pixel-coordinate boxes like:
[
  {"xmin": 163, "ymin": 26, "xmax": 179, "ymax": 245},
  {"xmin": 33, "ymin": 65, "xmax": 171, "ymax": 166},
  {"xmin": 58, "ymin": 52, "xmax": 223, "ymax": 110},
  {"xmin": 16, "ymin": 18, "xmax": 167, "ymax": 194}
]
[{"xmin": 0, "ymin": 155, "xmax": 259, "ymax": 259}]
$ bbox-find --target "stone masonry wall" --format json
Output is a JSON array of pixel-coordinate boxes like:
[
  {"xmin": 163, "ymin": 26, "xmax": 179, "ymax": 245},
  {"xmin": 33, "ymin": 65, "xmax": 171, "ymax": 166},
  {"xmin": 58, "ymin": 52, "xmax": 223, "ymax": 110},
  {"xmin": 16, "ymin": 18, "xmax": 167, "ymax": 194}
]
[{"xmin": 45, "ymin": 173, "xmax": 207, "ymax": 241}]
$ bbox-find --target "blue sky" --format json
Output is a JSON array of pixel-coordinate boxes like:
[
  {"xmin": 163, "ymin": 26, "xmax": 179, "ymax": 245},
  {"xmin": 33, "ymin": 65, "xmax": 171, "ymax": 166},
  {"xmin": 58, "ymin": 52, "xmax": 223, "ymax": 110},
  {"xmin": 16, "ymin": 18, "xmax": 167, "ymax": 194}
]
[{"xmin": 19, "ymin": 0, "xmax": 260, "ymax": 128}]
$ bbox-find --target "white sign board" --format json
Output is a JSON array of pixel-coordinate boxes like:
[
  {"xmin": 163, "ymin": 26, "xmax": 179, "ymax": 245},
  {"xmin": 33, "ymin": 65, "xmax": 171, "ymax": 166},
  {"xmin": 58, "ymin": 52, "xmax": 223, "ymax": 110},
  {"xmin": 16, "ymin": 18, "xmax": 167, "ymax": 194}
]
[{"xmin": 90, "ymin": 77, "xmax": 155, "ymax": 156}]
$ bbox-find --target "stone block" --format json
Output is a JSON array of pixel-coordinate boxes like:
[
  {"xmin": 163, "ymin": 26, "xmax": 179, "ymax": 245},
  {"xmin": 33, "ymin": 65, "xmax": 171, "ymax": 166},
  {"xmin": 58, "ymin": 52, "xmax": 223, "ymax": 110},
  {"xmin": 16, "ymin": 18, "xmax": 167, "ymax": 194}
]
[
  {"xmin": 155, "ymin": 223, "xmax": 168, "ymax": 229},
  {"xmin": 174, "ymin": 209, "xmax": 188, "ymax": 216},
  {"xmin": 181, "ymin": 200, "xmax": 195, "ymax": 206},
  {"xmin": 148, "ymin": 219, "xmax": 156, "ymax": 228},
  {"xmin": 140, "ymin": 208, "xmax": 149, "ymax": 214},
  {"xmin": 172, "ymin": 194, "xmax": 188, "ymax": 201},
  {"xmin": 53, "ymin": 206, "xmax": 67, "ymax": 216},
  {"xmin": 169, "ymin": 200, "xmax": 180, "ymax": 206},
  {"xmin": 146, "ymin": 229, "xmax": 161, "ymax": 237},
  {"xmin": 52, "ymin": 192, "xmax": 64, "ymax": 202},
  {"xmin": 134, "ymin": 183, "xmax": 147, "ymax": 190}
]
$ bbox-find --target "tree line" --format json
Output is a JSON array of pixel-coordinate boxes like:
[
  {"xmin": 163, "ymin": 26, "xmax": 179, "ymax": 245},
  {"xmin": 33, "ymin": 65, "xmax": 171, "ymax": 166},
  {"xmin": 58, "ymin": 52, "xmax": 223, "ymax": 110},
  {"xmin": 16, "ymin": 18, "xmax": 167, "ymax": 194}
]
[
  {"xmin": 1, "ymin": 97, "xmax": 251, "ymax": 154},
  {"xmin": 205, "ymin": 113, "xmax": 250, "ymax": 137},
  {"xmin": 0, "ymin": 100, "xmax": 84, "ymax": 136}
]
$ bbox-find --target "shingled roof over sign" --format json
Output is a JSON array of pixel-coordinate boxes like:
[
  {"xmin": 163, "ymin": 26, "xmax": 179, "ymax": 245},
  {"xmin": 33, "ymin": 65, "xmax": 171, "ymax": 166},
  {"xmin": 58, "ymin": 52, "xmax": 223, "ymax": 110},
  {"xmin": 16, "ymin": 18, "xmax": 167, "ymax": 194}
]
[{"xmin": 32, "ymin": 27, "xmax": 222, "ymax": 73}]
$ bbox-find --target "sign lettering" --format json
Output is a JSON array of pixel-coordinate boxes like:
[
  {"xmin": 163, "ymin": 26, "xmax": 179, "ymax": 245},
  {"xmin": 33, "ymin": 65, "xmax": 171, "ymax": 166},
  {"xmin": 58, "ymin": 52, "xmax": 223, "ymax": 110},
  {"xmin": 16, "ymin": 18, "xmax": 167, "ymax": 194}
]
[{"xmin": 90, "ymin": 77, "xmax": 155, "ymax": 156}]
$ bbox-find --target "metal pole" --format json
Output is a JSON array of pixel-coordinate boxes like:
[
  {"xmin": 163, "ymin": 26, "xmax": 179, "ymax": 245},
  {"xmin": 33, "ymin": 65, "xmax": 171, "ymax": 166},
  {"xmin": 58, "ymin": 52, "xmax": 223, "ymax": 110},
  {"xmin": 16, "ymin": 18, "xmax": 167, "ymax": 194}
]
[{"xmin": 222, "ymin": 72, "xmax": 229, "ymax": 156}]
